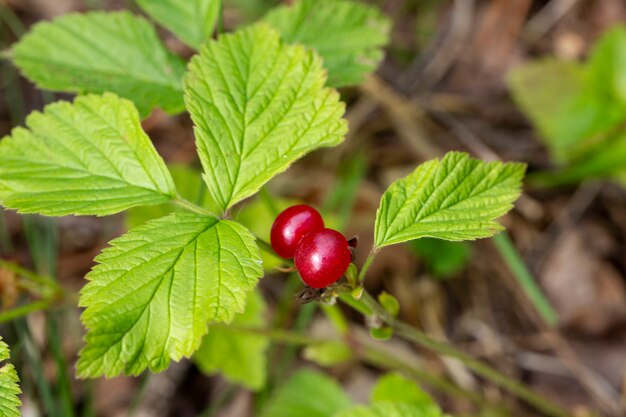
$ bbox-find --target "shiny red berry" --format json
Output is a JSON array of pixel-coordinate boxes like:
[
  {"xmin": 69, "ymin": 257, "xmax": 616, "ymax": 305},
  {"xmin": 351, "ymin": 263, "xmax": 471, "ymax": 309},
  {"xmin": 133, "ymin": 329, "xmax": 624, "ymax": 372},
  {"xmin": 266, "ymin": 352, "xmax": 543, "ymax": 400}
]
[
  {"xmin": 294, "ymin": 228, "xmax": 351, "ymax": 288},
  {"xmin": 270, "ymin": 204, "xmax": 324, "ymax": 259}
]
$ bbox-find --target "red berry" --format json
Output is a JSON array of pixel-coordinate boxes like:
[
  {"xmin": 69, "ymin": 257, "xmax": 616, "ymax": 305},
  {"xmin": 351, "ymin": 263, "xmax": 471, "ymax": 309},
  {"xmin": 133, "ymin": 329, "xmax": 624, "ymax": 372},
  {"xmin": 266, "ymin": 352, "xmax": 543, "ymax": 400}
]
[
  {"xmin": 270, "ymin": 204, "xmax": 324, "ymax": 259},
  {"xmin": 294, "ymin": 228, "xmax": 351, "ymax": 288}
]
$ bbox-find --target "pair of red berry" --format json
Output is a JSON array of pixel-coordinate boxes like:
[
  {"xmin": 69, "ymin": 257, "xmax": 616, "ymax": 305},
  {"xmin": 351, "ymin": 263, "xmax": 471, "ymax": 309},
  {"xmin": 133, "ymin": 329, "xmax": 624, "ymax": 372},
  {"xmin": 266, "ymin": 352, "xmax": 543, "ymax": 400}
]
[{"xmin": 270, "ymin": 205, "xmax": 351, "ymax": 289}]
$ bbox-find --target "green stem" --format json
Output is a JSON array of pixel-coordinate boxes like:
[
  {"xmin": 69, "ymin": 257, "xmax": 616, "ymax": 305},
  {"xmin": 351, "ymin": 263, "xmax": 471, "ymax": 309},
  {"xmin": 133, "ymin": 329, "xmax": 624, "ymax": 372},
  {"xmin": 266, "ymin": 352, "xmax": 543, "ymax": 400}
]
[
  {"xmin": 255, "ymin": 236, "xmax": 275, "ymax": 256},
  {"xmin": 259, "ymin": 187, "xmax": 280, "ymax": 217},
  {"xmin": 357, "ymin": 247, "xmax": 379, "ymax": 283},
  {"xmin": 173, "ymin": 196, "xmax": 217, "ymax": 217},
  {"xmin": 0, "ymin": 299, "xmax": 52, "ymax": 323},
  {"xmin": 493, "ymin": 232, "xmax": 558, "ymax": 326},
  {"xmin": 355, "ymin": 291, "xmax": 569, "ymax": 417},
  {"xmin": 0, "ymin": 258, "xmax": 60, "ymax": 292}
]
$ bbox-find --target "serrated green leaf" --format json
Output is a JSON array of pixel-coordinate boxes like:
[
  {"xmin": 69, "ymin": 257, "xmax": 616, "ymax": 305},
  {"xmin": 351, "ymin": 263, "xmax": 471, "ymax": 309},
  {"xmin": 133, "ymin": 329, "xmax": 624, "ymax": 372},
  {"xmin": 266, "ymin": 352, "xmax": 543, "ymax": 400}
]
[
  {"xmin": 77, "ymin": 213, "xmax": 263, "ymax": 378},
  {"xmin": 193, "ymin": 290, "xmax": 269, "ymax": 390},
  {"xmin": 185, "ymin": 23, "xmax": 347, "ymax": 212},
  {"xmin": 12, "ymin": 11, "xmax": 186, "ymax": 116},
  {"xmin": 507, "ymin": 59, "xmax": 624, "ymax": 163},
  {"xmin": 126, "ymin": 164, "xmax": 219, "ymax": 228},
  {"xmin": 371, "ymin": 373, "xmax": 435, "ymax": 407},
  {"xmin": 264, "ymin": 0, "xmax": 390, "ymax": 87},
  {"xmin": 0, "ymin": 94, "xmax": 176, "ymax": 216},
  {"xmin": 0, "ymin": 338, "xmax": 21, "ymax": 417},
  {"xmin": 261, "ymin": 369, "xmax": 352, "ymax": 417},
  {"xmin": 334, "ymin": 403, "xmax": 443, "ymax": 417},
  {"xmin": 136, "ymin": 0, "xmax": 220, "ymax": 49},
  {"xmin": 374, "ymin": 152, "xmax": 525, "ymax": 247}
]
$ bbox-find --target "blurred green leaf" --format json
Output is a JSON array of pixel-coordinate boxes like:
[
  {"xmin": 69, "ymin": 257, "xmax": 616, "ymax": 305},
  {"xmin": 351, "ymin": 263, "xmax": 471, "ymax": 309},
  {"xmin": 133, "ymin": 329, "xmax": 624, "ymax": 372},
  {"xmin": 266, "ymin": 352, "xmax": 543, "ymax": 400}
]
[
  {"xmin": 410, "ymin": 238, "xmax": 471, "ymax": 279},
  {"xmin": 371, "ymin": 373, "xmax": 435, "ymax": 407},
  {"xmin": 261, "ymin": 369, "xmax": 352, "ymax": 417},
  {"xmin": 304, "ymin": 340, "xmax": 353, "ymax": 367},
  {"xmin": 194, "ymin": 290, "xmax": 269, "ymax": 390},
  {"xmin": 378, "ymin": 292, "xmax": 400, "ymax": 316},
  {"xmin": 334, "ymin": 402, "xmax": 442, "ymax": 417}
]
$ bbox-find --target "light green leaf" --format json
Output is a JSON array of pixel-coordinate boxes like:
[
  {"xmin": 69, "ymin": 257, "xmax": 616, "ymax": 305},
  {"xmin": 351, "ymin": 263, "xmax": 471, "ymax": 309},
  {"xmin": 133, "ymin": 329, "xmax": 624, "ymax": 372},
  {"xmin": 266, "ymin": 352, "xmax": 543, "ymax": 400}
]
[
  {"xmin": 261, "ymin": 369, "xmax": 352, "ymax": 417},
  {"xmin": 185, "ymin": 23, "xmax": 347, "ymax": 212},
  {"xmin": 0, "ymin": 94, "xmax": 176, "ymax": 216},
  {"xmin": 77, "ymin": 213, "xmax": 263, "ymax": 378},
  {"xmin": 303, "ymin": 340, "xmax": 353, "ymax": 367},
  {"xmin": 334, "ymin": 403, "xmax": 442, "ymax": 417},
  {"xmin": 0, "ymin": 338, "xmax": 21, "ymax": 417},
  {"xmin": 371, "ymin": 373, "xmax": 435, "ymax": 408},
  {"xmin": 374, "ymin": 152, "xmax": 525, "ymax": 247},
  {"xmin": 507, "ymin": 59, "xmax": 624, "ymax": 163},
  {"xmin": 126, "ymin": 164, "xmax": 219, "ymax": 228},
  {"xmin": 264, "ymin": 0, "xmax": 390, "ymax": 87},
  {"xmin": 587, "ymin": 26, "xmax": 626, "ymax": 107},
  {"xmin": 136, "ymin": 0, "xmax": 220, "ymax": 49},
  {"xmin": 193, "ymin": 290, "xmax": 269, "ymax": 390},
  {"xmin": 12, "ymin": 11, "xmax": 186, "ymax": 116}
]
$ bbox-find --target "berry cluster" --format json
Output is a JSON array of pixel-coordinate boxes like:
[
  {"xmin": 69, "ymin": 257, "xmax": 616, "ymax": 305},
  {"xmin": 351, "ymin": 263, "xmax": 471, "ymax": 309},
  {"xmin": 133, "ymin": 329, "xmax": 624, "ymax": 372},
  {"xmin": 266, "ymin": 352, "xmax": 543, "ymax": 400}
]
[{"xmin": 270, "ymin": 205, "xmax": 352, "ymax": 288}]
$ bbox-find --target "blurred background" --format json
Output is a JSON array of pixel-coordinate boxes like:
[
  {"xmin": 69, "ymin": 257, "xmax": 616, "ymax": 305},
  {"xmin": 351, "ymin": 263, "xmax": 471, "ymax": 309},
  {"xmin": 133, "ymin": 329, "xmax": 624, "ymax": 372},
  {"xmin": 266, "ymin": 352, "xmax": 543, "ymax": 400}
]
[{"xmin": 1, "ymin": 0, "xmax": 625, "ymax": 416}]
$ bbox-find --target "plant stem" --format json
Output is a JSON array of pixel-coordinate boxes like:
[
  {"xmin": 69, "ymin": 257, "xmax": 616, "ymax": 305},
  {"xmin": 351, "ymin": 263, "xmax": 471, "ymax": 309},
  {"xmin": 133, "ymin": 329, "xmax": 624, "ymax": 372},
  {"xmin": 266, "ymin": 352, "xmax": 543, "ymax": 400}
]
[
  {"xmin": 357, "ymin": 247, "xmax": 379, "ymax": 283},
  {"xmin": 0, "ymin": 299, "xmax": 52, "ymax": 323},
  {"xmin": 492, "ymin": 232, "xmax": 558, "ymax": 326},
  {"xmin": 354, "ymin": 291, "xmax": 570, "ymax": 417},
  {"xmin": 173, "ymin": 196, "xmax": 217, "ymax": 217},
  {"xmin": 0, "ymin": 258, "xmax": 64, "ymax": 296}
]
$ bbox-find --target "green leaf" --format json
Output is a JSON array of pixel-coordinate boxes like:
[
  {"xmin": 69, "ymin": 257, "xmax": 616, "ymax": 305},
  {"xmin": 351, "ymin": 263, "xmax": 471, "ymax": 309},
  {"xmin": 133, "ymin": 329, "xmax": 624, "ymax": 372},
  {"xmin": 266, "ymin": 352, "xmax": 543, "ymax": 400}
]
[
  {"xmin": 334, "ymin": 403, "xmax": 442, "ymax": 417},
  {"xmin": 303, "ymin": 340, "xmax": 353, "ymax": 367},
  {"xmin": 136, "ymin": 0, "xmax": 220, "ymax": 49},
  {"xmin": 507, "ymin": 59, "xmax": 625, "ymax": 163},
  {"xmin": 261, "ymin": 369, "xmax": 352, "ymax": 417},
  {"xmin": 374, "ymin": 152, "xmax": 525, "ymax": 247},
  {"xmin": 0, "ymin": 94, "xmax": 176, "ymax": 216},
  {"xmin": 371, "ymin": 373, "xmax": 435, "ymax": 408},
  {"xmin": 587, "ymin": 26, "xmax": 626, "ymax": 107},
  {"xmin": 264, "ymin": 0, "xmax": 390, "ymax": 87},
  {"xmin": 0, "ymin": 338, "xmax": 21, "ymax": 417},
  {"xmin": 378, "ymin": 291, "xmax": 399, "ymax": 316},
  {"xmin": 77, "ymin": 213, "xmax": 263, "ymax": 378},
  {"xmin": 410, "ymin": 238, "xmax": 471, "ymax": 279},
  {"xmin": 11, "ymin": 11, "xmax": 186, "ymax": 116},
  {"xmin": 126, "ymin": 164, "xmax": 219, "ymax": 228},
  {"xmin": 185, "ymin": 23, "xmax": 347, "ymax": 212},
  {"xmin": 193, "ymin": 290, "xmax": 269, "ymax": 390}
]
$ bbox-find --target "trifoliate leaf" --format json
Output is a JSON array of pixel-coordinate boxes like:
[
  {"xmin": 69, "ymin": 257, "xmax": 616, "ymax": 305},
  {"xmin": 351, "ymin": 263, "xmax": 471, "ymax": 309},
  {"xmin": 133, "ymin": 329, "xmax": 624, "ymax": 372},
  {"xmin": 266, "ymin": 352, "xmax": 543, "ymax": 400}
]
[
  {"xmin": 77, "ymin": 213, "xmax": 263, "ymax": 378},
  {"xmin": 264, "ymin": 0, "xmax": 390, "ymax": 87},
  {"xmin": 0, "ymin": 338, "xmax": 21, "ymax": 417},
  {"xmin": 375, "ymin": 152, "xmax": 525, "ymax": 247},
  {"xmin": 371, "ymin": 373, "xmax": 435, "ymax": 408},
  {"xmin": 261, "ymin": 369, "xmax": 352, "ymax": 417},
  {"xmin": 185, "ymin": 23, "xmax": 347, "ymax": 212},
  {"xmin": 136, "ymin": 0, "xmax": 220, "ymax": 49},
  {"xmin": 193, "ymin": 290, "xmax": 269, "ymax": 390},
  {"xmin": 0, "ymin": 94, "xmax": 176, "ymax": 216},
  {"xmin": 334, "ymin": 403, "xmax": 443, "ymax": 417},
  {"xmin": 11, "ymin": 12, "xmax": 186, "ymax": 116}
]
